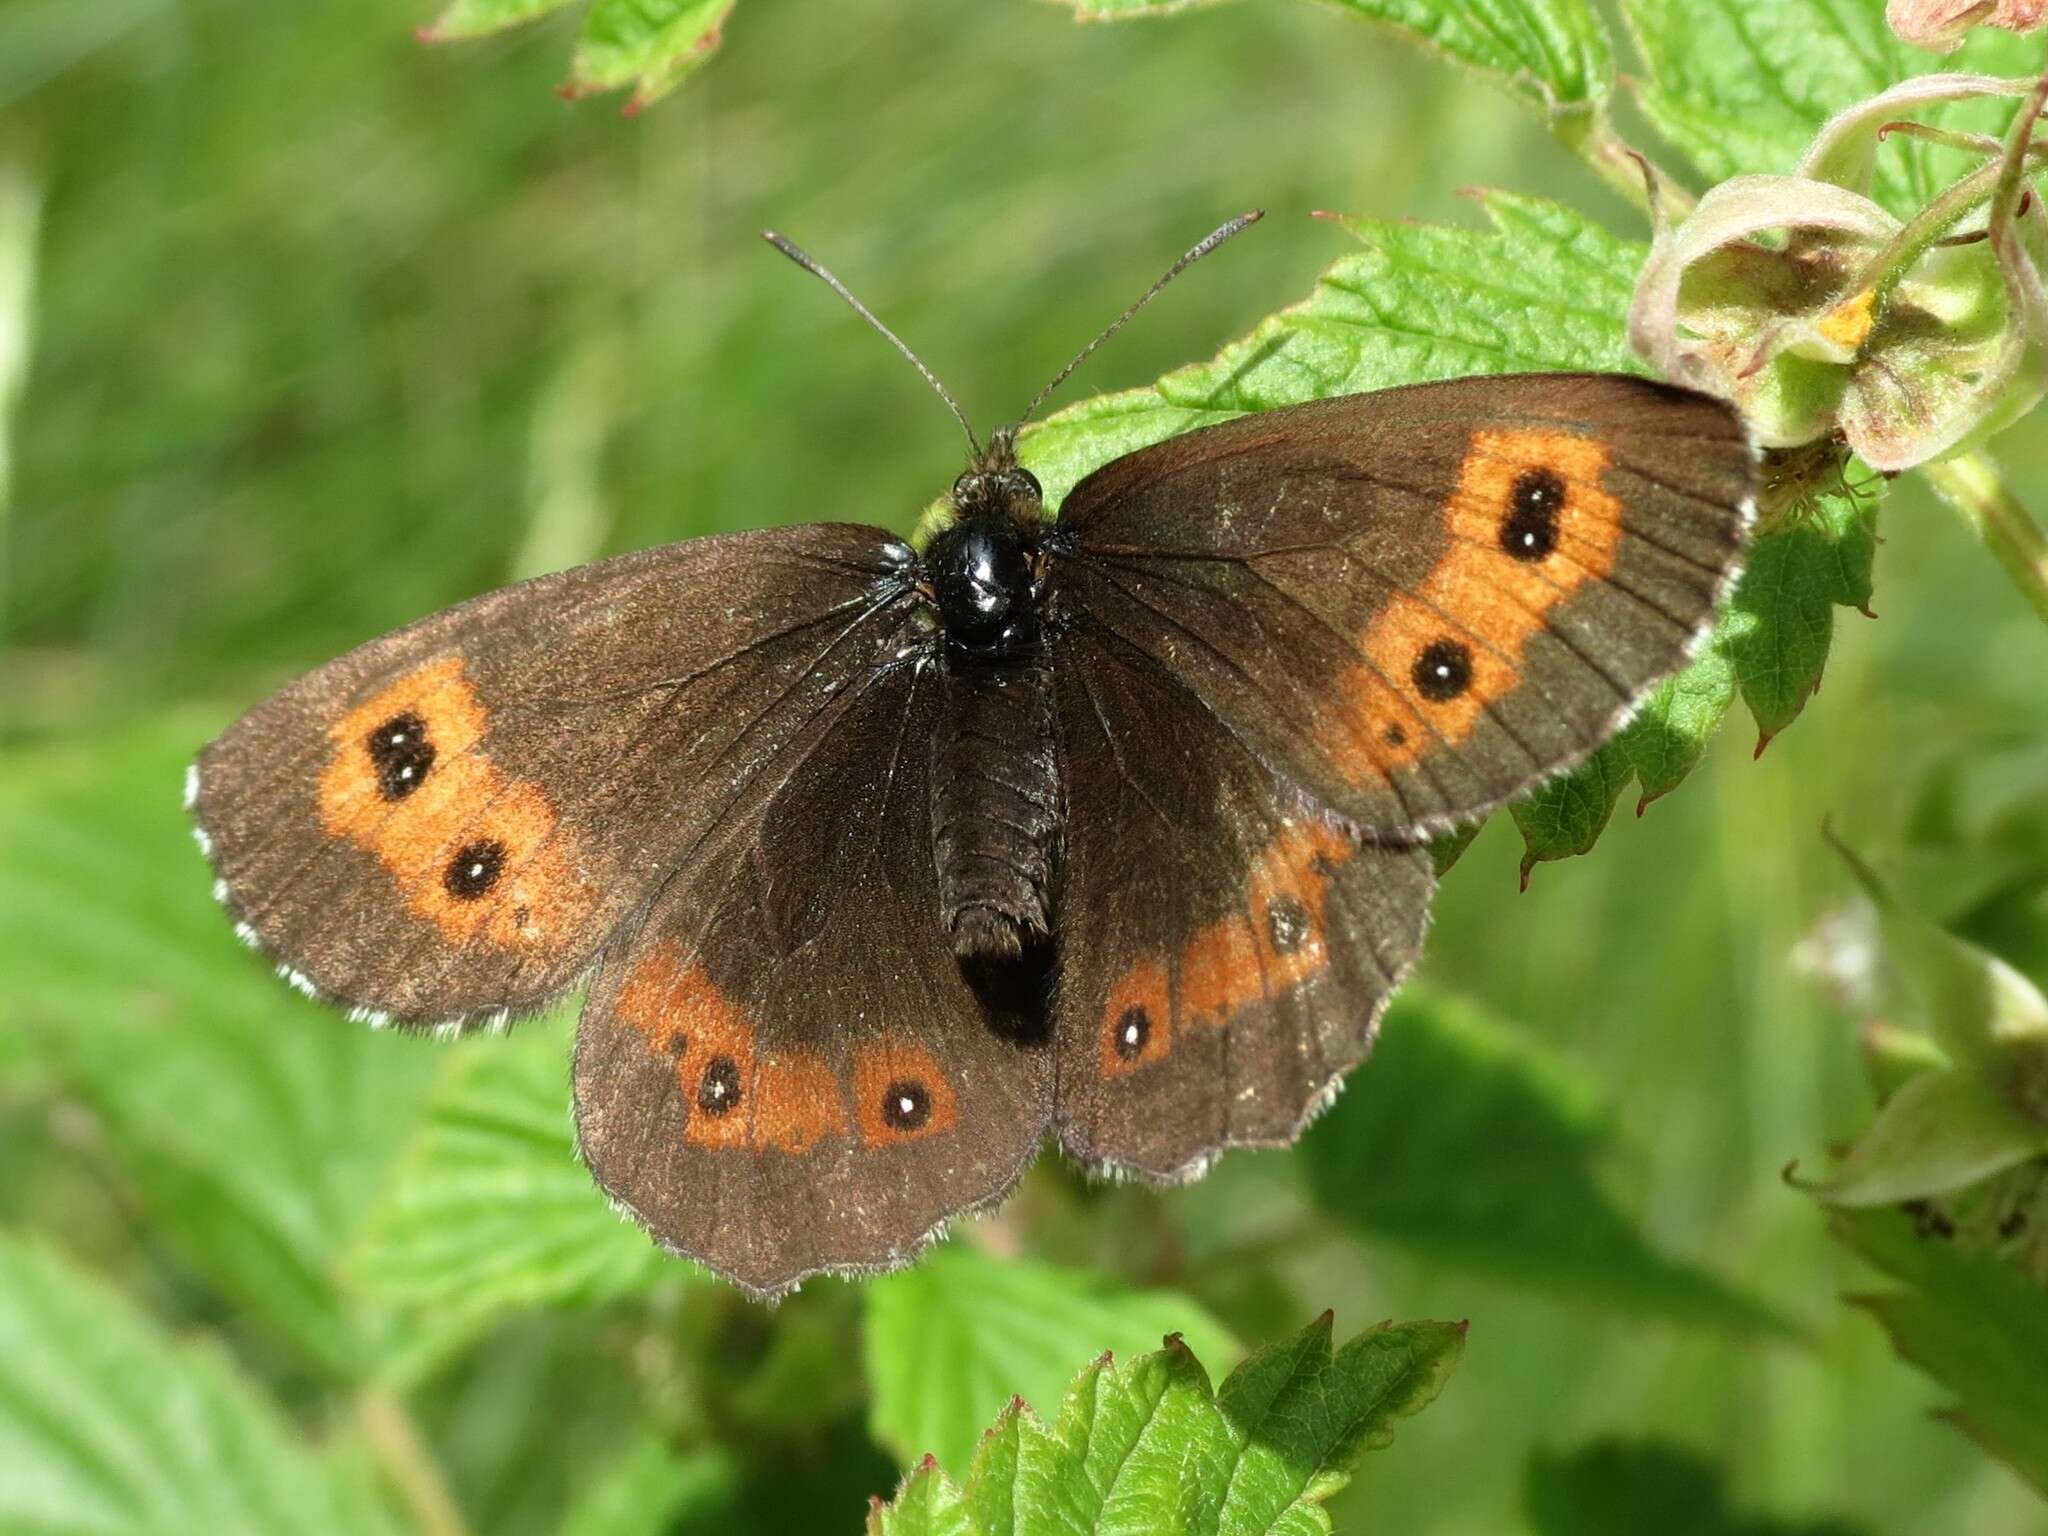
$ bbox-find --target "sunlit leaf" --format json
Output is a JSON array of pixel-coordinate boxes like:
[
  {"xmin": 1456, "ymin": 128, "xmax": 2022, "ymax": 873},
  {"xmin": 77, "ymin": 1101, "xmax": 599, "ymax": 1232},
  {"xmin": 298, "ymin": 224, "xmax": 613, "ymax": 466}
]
[
  {"xmin": 1321, "ymin": 0, "xmax": 1611, "ymax": 116},
  {"xmin": 863, "ymin": 1242, "xmax": 1237, "ymax": 1477},
  {"xmin": 868, "ymin": 1312, "xmax": 1462, "ymax": 1535},
  {"xmin": 1303, "ymin": 989, "xmax": 1789, "ymax": 1331},
  {"xmin": 1622, "ymin": 0, "xmax": 2040, "ymax": 215},
  {"xmin": 350, "ymin": 1017, "xmax": 675, "ymax": 1325},
  {"xmin": 0, "ymin": 1234, "xmax": 404, "ymax": 1536}
]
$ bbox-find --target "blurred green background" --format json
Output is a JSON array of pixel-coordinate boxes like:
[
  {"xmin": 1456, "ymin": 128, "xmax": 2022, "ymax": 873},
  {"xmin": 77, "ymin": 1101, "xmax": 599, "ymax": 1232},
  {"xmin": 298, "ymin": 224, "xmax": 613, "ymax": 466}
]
[{"xmin": 4, "ymin": 1, "xmax": 2048, "ymax": 1532}]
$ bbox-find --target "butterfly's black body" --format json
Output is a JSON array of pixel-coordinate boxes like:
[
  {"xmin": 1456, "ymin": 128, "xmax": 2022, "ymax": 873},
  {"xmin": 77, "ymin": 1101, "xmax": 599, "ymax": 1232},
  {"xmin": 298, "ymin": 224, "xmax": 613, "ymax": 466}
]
[{"xmin": 925, "ymin": 442, "xmax": 1065, "ymax": 961}]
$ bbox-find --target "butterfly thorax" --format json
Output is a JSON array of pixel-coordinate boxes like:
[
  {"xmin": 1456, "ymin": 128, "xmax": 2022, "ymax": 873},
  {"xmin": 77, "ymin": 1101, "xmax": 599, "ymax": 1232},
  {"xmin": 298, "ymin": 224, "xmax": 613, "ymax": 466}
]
[{"xmin": 925, "ymin": 447, "xmax": 1061, "ymax": 963}]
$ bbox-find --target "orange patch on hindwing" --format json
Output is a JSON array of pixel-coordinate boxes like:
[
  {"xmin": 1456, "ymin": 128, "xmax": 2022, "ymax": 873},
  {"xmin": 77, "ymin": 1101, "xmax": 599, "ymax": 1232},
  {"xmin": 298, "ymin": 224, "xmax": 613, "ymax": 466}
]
[
  {"xmin": 316, "ymin": 657, "xmax": 596, "ymax": 951},
  {"xmin": 1099, "ymin": 958, "xmax": 1170, "ymax": 1079},
  {"xmin": 1110, "ymin": 822, "xmax": 1355, "ymax": 1070},
  {"xmin": 1318, "ymin": 429, "xmax": 1623, "ymax": 783},
  {"xmin": 615, "ymin": 942, "xmax": 851, "ymax": 1153},
  {"xmin": 854, "ymin": 1040, "xmax": 959, "ymax": 1146}
]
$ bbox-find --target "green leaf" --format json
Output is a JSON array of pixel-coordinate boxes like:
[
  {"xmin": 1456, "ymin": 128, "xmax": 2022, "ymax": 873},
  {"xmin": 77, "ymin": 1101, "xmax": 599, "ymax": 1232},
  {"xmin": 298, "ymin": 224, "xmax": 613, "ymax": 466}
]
[
  {"xmin": 420, "ymin": 0, "xmax": 735, "ymax": 112},
  {"xmin": 1302, "ymin": 989, "xmax": 1788, "ymax": 1331},
  {"xmin": 558, "ymin": 1435, "xmax": 741, "ymax": 1536},
  {"xmin": 1728, "ymin": 495, "xmax": 1877, "ymax": 748},
  {"xmin": 1524, "ymin": 1437, "xmax": 1869, "ymax": 1536},
  {"xmin": 569, "ymin": 0, "xmax": 735, "ymax": 112},
  {"xmin": 863, "ymin": 1242, "xmax": 1238, "ymax": 1477},
  {"xmin": 868, "ymin": 1312, "xmax": 1463, "ymax": 1535},
  {"xmin": 1807, "ymin": 1065, "xmax": 2048, "ymax": 1208},
  {"xmin": 1622, "ymin": 0, "xmax": 2040, "ymax": 215},
  {"xmin": 1319, "ymin": 0, "xmax": 1612, "ymax": 117},
  {"xmin": 1509, "ymin": 736, "xmax": 1634, "ymax": 879},
  {"xmin": 0, "ymin": 1233, "xmax": 404, "ymax": 1536},
  {"xmin": 1833, "ymin": 1206, "xmax": 2048, "ymax": 1497},
  {"xmin": 1024, "ymin": 192, "xmax": 1645, "ymax": 512},
  {"xmin": 0, "ymin": 719, "xmax": 440, "ymax": 1381},
  {"xmin": 350, "ymin": 1016, "xmax": 674, "ymax": 1326},
  {"xmin": 420, "ymin": 0, "xmax": 579, "ymax": 40}
]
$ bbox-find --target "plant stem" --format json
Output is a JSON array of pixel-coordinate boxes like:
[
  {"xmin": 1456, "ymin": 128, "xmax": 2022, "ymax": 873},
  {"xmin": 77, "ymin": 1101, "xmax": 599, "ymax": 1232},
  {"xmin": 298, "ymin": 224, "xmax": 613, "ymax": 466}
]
[
  {"xmin": 1925, "ymin": 452, "xmax": 2048, "ymax": 627},
  {"xmin": 1553, "ymin": 107, "xmax": 1696, "ymax": 227},
  {"xmin": 356, "ymin": 1387, "xmax": 472, "ymax": 1536}
]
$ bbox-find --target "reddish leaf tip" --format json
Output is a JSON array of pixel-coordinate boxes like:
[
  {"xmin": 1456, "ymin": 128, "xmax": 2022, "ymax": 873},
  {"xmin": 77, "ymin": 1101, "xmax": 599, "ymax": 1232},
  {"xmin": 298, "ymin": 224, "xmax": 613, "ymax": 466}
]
[
  {"xmin": 918, "ymin": 1453, "xmax": 938, "ymax": 1471},
  {"xmin": 1859, "ymin": 605, "xmax": 1879, "ymax": 619},
  {"xmin": 414, "ymin": 24, "xmax": 444, "ymax": 44},
  {"xmin": 1517, "ymin": 859, "xmax": 1535, "ymax": 893},
  {"xmin": 1754, "ymin": 730, "xmax": 1776, "ymax": 760},
  {"xmin": 1635, "ymin": 794, "xmax": 1650, "ymax": 819},
  {"xmin": 621, "ymin": 97, "xmax": 645, "ymax": 120}
]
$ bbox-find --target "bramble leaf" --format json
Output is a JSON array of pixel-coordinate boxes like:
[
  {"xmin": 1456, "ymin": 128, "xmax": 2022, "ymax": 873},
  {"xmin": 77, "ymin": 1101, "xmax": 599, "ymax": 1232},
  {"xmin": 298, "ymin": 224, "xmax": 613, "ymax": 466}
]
[
  {"xmin": 868, "ymin": 1312, "xmax": 1463, "ymax": 1535},
  {"xmin": 420, "ymin": 0, "xmax": 735, "ymax": 113},
  {"xmin": 350, "ymin": 1017, "xmax": 675, "ymax": 1326},
  {"xmin": 863, "ymin": 1242, "xmax": 1236, "ymax": 1477},
  {"xmin": 1023, "ymin": 192, "xmax": 1646, "ymax": 512},
  {"xmin": 1320, "ymin": 0, "xmax": 1612, "ymax": 117},
  {"xmin": 0, "ymin": 719, "xmax": 440, "ymax": 1382},
  {"xmin": 1302, "ymin": 990, "xmax": 1789, "ymax": 1331},
  {"xmin": 1832, "ymin": 1206, "xmax": 2048, "ymax": 1497},
  {"xmin": 0, "ymin": 1234, "xmax": 404, "ymax": 1536},
  {"xmin": 1622, "ymin": 0, "xmax": 2040, "ymax": 216}
]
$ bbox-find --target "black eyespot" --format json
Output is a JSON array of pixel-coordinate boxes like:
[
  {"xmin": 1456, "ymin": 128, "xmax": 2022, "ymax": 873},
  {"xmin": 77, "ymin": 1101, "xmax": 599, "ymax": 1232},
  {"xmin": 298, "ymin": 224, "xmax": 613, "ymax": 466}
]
[
  {"xmin": 698, "ymin": 1055, "xmax": 742, "ymax": 1116},
  {"xmin": 1382, "ymin": 724, "xmax": 1407, "ymax": 747},
  {"xmin": 1412, "ymin": 638, "xmax": 1473, "ymax": 702},
  {"xmin": 881, "ymin": 1078, "xmax": 931, "ymax": 1131},
  {"xmin": 1501, "ymin": 466, "xmax": 1564, "ymax": 562},
  {"xmin": 1113, "ymin": 1005, "xmax": 1151, "ymax": 1061},
  {"xmin": 1266, "ymin": 897, "xmax": 1311, "ymax": 955},
  {"xmin": 367, "ymin": 712, "xmax": 435, "ymax": 801},
  {"xmin": 442, "ymin": 838, "xmax": 506, "ymax": 899}
]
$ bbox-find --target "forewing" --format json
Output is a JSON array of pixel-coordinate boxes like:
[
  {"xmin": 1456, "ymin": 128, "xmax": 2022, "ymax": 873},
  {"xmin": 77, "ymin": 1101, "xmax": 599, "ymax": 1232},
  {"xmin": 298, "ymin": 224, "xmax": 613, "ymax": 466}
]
[
  {"xmin": 1051, "ymin": 621, "xmax": 1434, "ymax": 1179},
  {"xmin": 573, "ymin": 655, "xmax": 1054, "ymax": 1297},
  {"xmin": 191, "ymin": 525, "xmax": 920, "ymax": 1026},
  {"xmin": 1049, "ymin": 373, "xmax": 1753, "ymax": 836}
]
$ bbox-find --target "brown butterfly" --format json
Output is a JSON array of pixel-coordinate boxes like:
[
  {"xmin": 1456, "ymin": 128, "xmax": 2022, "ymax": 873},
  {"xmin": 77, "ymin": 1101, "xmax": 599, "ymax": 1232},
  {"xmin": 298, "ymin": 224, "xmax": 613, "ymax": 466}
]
[{"xmin": 189, "ymin": 216, "xmax": 1754, "ymax": 1297}]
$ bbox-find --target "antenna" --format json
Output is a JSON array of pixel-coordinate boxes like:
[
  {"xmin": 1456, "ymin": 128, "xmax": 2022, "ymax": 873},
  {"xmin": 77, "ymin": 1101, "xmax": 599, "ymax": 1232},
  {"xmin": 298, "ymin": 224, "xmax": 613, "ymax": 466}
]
[
  {"xmin": 1016, "ymin": 210, "xmax": 1264, "ymax": 427},
  {"xmin": 763, "ymin": 230, "xmax": 983, "ymax": 459}
]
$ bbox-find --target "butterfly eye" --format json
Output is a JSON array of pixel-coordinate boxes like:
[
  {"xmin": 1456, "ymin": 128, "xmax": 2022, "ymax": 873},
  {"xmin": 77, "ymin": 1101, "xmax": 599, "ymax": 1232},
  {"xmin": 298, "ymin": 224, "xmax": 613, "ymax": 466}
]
[
  {"xmin": 1005, "ymin": 467, "xmax": 1042, "ymax": 502},
  {"xmin": 951, "ymin": 472, "xmax": 981, "ymax": 505}
]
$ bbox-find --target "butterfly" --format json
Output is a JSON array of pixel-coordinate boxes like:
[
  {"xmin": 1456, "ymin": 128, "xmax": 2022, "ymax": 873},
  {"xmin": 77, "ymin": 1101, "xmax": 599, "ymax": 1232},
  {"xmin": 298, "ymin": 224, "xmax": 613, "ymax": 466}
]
[{"xmin": 189, "ymin": 215, "xmax": 1755, "ymax": 1297}]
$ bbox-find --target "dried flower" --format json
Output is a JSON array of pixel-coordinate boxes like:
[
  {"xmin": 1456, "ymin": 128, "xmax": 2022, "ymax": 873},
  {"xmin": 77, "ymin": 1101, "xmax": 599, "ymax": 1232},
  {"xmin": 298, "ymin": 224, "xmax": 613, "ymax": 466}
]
[
  {"xmin": 1889, "ymin": 0, "xmax": 2048, "ymax": 54},
  {"xmin": 1630, "ymin": 71, "xmax": 2048, "ymax": 473}
]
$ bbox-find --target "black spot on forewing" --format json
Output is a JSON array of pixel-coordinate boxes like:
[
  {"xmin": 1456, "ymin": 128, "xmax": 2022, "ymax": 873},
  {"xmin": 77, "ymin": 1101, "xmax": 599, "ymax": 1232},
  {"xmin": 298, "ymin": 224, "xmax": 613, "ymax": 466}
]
[
  {"xmin": 1113, "ymin": 1005, "xmax": 1151, "ymax": 1062},
  {"xmin": 368, "ymin": 712, "xmax": 435, "ymax": 800},
  {"xmin": 881, "ymin": 1079, "xmax": 932, "ymax": 1131},
  {"xmin": 699, "ymin": 1055, "xmax": 742, "ymax": 1117},
  {"xmin": 1501, "ymin": 466, "xmax": 1563, "ymax": 562},
  {"xmin": 443, "ymin": 838, "xmax": 506, "ymax": 899},
  {"xmin": 1413, "ymin": 638, "xmax": 1473, "ymax": 702}
]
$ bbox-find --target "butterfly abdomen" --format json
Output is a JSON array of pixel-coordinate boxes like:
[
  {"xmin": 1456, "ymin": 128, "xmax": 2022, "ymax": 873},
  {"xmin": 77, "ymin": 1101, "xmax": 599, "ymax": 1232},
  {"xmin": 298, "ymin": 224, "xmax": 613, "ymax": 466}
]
[{"xmin": 931, "ymin": 660, "xmax": 1060, "ymax": 958}]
